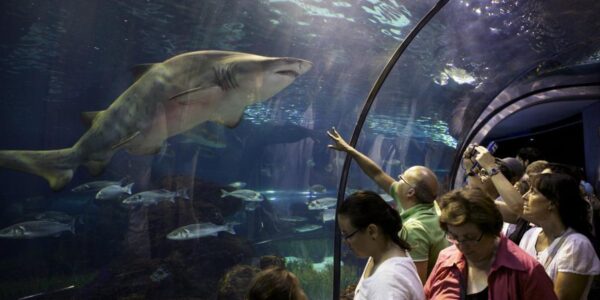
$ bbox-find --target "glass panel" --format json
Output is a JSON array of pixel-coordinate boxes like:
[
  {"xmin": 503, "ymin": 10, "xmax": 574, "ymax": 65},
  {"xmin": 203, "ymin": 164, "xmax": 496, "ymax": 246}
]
[
  {"xmin": 341, "ymin": 0, "xmax": 600, "ymax": 297},
  {"xmin": 1, "ymin": 0, "xmax": 599, "ymax": 299},
  {"xmin": 355, "ymin": 0, "xmax": 600, "ymax": 193},
  {"xmin": 0, "ymin": 1, "xmax": 433, "ymax": 299}
]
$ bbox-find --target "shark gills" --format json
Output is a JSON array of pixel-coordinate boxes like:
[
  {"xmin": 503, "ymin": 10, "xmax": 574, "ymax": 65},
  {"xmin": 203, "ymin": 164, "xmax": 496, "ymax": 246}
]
[{"xmin": 0, "ymin": 51, "xmax": 312, "ymax": 190}]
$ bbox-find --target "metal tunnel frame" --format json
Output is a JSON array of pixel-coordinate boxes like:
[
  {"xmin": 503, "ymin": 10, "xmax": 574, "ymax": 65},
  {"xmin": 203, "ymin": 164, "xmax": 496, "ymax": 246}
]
[
  {"xmin": 332, "ymin": 1, "xmax": 450, "ymax": 298},
  {"xmin": 451, "ymin": 58, "xmax": 600, "ymax": 188}
]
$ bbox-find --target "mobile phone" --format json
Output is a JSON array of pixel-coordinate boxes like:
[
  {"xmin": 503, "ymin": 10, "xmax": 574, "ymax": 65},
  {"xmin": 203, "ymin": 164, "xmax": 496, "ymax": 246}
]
[{"xmin": 487, "ymin": 141, "xmax": 498, "ymax": 154}]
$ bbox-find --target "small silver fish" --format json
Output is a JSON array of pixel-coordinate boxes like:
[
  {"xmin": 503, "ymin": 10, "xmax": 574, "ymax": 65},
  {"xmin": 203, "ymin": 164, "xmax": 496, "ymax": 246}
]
[
  {"xmin": 71, "ymin": 178, "xmax": 127, "ymax": 192},
  {"xmin": 321, "ymin": 209, "xmax": 336, "ymax": 223},
  {"xmin": 221, "ymin": 189, "xmax": 263, "ymax": 202},
  {"xmin": 95, "ymin": 183, "xmax": 134, "ymax": 200},
  {"xmin": 307, "ymin": 197, "xmax": 337, "ymax": 210},
  {"xmin": 280, "ymin": 216, "xmax": 307, "ymax": 222},
  {"xmin": 167, "ymin": 222, "xmax": 236, "ymax": 240},
  {"xmin": 294, "ymin": 224, "xmax": 322, "ymax": 233},
  {"xmin": 122, "ymin": 188, "xmax": 189, "ymax": 206},
  {"xmin": 34, "ymin": 210, "xmax": 74, "ymax": 223},
  {"xmin": 0, "ymin": 220, "xmax": 75, "ymax": 239},
  {"xmin": 309, "ymin": 184, "xmax": 327, "ymax": 193}
]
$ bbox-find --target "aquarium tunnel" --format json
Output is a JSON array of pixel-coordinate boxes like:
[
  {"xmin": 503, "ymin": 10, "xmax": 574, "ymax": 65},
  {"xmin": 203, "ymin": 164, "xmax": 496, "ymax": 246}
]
[{"xmin": 1, "ymin": 0, "xmax": 599, "ymax": 299}]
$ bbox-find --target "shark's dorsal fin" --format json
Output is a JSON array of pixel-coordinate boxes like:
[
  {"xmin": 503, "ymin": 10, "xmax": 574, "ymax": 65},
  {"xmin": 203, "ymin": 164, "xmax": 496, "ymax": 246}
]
[
  {"xmin": 168, "ymin": 83, "xmax": 219, "ymax": 105},
  {"xmin": 111, "ymin": 131, "xmax": 141, "ymax": 150},
  {"xmin": 130, "ymin": 63, "xmax": 156, "ymax": 82},
  {"xmin": 81, "ymin": 110, "xmax": 104, "ymax": 128}
]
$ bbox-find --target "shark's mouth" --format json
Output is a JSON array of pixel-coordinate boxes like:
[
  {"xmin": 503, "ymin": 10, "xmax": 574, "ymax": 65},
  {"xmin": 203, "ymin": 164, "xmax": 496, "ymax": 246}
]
[{"xmin": 276, "ymin": 70, "xmax": 299, "ymax": 78}]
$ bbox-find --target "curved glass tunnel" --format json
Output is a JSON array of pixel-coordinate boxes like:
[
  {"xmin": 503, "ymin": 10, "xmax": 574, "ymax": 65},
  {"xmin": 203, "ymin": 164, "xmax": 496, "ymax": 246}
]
[{"xmin": 0, "ymin": 1, "xmax": 599, "ymax": 299}]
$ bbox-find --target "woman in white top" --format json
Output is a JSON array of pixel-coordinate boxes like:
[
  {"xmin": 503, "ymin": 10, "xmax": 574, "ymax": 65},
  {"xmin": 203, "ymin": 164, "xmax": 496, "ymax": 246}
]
[
  {"xmin": 520, "ymin": 172, "xmax": 600, "ymax": 300},
  {"xmin": 337, "ymin": 190, "xmax": 424, "ymax": 300}
]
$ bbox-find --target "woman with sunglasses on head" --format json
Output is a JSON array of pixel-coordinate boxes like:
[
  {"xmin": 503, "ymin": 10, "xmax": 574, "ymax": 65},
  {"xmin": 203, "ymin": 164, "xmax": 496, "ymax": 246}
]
[
  {"xmin": 425, "ymin": 187, "xmax": 556, "ymax": 300},
  {"xmin": 519, "ymin": 172, "xmax": 600, "ymax": 300},
  {"xmin": 338, "ymin": 190, "xmax": 424, "ymax": 300}
]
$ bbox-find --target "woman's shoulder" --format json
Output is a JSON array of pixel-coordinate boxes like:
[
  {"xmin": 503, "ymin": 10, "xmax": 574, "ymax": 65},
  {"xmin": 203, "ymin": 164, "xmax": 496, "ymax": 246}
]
[
  {"xmin": 437, "ymin": 245, "xmax": 460, "ymax": 260},
  {"xmin": 380, "ymin": 256, "xmax": 416, "ymax": 269},
  {"xmin": 559, "ymin": 229, "xmax": 596, "ymax": 254},
  {"xmin": 563, "ymin": 228, "xmax": 591, "ymax": 241},
  {"xmin": 376, "ymin": 257, "xmax": 419, "ymax": 277},
  {"xmin": 554, "ymin": 228, "xmax": 600, "ymax": 275}
]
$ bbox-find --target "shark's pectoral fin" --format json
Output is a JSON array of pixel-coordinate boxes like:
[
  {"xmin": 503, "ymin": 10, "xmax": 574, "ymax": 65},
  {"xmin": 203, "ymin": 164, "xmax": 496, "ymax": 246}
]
[
  {"xmin": 111, "ymin": 131, "xmax": 141, "ymax": 150},
  {"xmin": 168, "ymin": 83, "xmax": 220, "ymax": 105},
  {"xmin": 214, "ymin": 105, "xmax": 245, "ymax": 128},
  {"xmin": 130, "ymin": 63, "xmax": 157, "ymax": 82},
  {"xmin": 220, "ymin": 115, "xmax": 243, "ymax": 128},
  {"xmin": 81, "ymin": 111, "xmax": 104, "ymax": 128},
  {"xmin": 0, "ymin": 149, "xmax": 77, "ymax": 191}
]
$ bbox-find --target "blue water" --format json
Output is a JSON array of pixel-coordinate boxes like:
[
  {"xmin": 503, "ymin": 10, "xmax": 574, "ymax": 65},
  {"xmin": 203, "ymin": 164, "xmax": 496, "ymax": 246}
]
[{"xmin": 1, "ymin": 0, "xmax": 599, "ymax": 299}]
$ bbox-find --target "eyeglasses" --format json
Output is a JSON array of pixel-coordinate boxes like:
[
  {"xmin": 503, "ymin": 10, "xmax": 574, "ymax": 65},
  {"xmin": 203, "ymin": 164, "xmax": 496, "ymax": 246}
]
[
  {"xmin": 445, "ymin": 231, "xmax": 484, "ymax": 246},
  {"xmin": 397, "ymin": 174, "xmax": 415, "ymax": 189},
  {"xmin": 342, "ymin": 228, "xmax": 362, "ymax": 241}
]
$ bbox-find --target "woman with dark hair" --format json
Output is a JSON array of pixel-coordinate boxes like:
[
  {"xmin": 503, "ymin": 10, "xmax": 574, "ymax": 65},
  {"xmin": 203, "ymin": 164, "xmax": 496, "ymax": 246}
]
[
  {"xmin": 247, "ymin": 267, "xmax": 307, "ymax": 300},
  {"xmin": 425, "ymin": 188, "xmax": 556, "ymax": 300},
  {"xmin": 338, "ymin": 190, "xmax": 424, "ymax": 299},
  {"xmin": 519, "ymin": 172, "xmax": 600, "ymax": 300}
]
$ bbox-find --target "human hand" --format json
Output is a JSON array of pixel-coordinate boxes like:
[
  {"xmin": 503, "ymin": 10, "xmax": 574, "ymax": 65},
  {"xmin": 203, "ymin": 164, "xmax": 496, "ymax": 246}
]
[
  {"xmin": 326, "ymin": 127, "xmax": 352, "ymax": 152},
  {"xmin": 474, "ymin": 145, "xmax": 496, "ymax": 170},
  {"xmin": 462, "ymin": 144, "xmax": 477, "ymax": 171}
]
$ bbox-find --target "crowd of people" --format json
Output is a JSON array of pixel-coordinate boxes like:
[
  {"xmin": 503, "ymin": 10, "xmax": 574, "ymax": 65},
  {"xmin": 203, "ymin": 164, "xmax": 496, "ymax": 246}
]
[
  {"xmin": 327, "ymin": 129, "xmax": 600, "ymax": 300},
  {"xmin": 215, "ymin": 129, "xmax": 600, "ymax": 299}
]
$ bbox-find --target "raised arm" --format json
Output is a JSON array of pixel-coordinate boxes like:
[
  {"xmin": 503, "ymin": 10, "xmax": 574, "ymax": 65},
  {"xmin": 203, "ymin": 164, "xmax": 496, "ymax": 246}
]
[
  {"xmin": 327, "ymin": 127, "xmax": 395, "ymax": 193},
  {"xmin": 474, "ymin": 146, "xmax": 524, "ymax": 218}
]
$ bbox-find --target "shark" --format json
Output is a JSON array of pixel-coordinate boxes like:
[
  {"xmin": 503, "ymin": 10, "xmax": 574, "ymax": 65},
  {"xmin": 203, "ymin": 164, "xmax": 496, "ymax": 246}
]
[{"xmin": 0, "ymin": 50, "xmax": 312, "ymax": 190}]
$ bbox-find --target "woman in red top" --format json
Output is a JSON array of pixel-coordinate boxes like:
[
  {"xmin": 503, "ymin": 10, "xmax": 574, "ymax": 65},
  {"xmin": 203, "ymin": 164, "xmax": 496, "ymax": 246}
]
[{"xmin": 424, "ymin": 188, "xmax": 556, "ymax": 300}]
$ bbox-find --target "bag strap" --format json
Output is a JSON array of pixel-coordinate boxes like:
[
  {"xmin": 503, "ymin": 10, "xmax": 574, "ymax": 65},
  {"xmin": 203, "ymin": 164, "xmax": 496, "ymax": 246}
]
[{"xmin": 542, "ymin": 230, "xmax": 572, "ymax": 269}]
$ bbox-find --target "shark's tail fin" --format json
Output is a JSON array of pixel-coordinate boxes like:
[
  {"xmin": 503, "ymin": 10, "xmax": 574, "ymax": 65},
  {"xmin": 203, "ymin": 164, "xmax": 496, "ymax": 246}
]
[{"xmin": 0, "ymin": 148, "xmax": 79, "ymax": 191}]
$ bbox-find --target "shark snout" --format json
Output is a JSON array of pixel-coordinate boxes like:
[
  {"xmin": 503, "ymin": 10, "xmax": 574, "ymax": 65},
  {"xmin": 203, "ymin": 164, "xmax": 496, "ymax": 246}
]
[{"xmin": 274, "ymin": 58, "xmax": 312, "ymax": 77}]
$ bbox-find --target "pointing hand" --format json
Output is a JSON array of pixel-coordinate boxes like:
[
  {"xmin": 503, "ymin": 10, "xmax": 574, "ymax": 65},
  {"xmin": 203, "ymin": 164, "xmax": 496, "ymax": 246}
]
[{"xmin": 327, "ymin": 127, "xmax": 352, "ymax": 152}]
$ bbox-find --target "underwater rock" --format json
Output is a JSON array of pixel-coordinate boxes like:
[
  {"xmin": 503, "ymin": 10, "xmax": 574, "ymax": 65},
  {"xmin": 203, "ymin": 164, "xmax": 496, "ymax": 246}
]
[{"xmin": 79, "ymin": 232, "xmax": 254, "ymax": 299}]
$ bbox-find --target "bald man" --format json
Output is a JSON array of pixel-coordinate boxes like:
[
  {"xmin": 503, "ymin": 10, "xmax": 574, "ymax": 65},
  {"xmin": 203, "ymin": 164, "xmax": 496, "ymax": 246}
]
[{"xmin": 327, "ymin": 128, "xmax": 447, "ymax": 283}]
